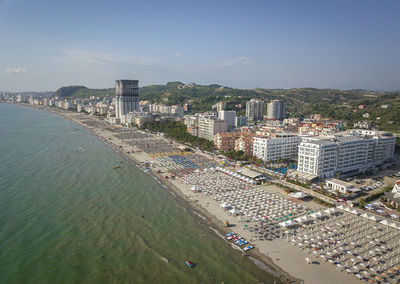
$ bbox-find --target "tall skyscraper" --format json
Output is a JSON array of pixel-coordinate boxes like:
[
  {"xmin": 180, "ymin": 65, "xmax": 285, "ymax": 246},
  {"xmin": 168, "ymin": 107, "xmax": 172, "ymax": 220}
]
[
  {"xmin": 115, "ymin": 80, "xmax": 139, "ymax": 119},
  {"xmin": 246, "ymin": 99, "xmax": 264, "ymax": 121},
  {"xmin": 266, "ymin": 100, "xmax": 285, "ymax": 120}
]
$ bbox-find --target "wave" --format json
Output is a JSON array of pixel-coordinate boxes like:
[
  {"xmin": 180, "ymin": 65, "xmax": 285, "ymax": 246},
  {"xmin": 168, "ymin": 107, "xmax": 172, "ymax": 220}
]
[{"xmin": 248, "ymin": 256, "xmax": 279, "ymax": 277}]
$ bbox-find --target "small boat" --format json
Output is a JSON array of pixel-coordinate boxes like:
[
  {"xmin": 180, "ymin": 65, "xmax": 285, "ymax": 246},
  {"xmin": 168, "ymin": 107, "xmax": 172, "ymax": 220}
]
[
  {"xmin": 224, "ymin": 220, "xmax": 230, "ymax": 227},
  {"xmin": 185, "ymin": 260, "xmax": 194, "ymax": 268},
  {"xmin": 113, "ymin": 166, "xmax": 121, "ymax": 169}
]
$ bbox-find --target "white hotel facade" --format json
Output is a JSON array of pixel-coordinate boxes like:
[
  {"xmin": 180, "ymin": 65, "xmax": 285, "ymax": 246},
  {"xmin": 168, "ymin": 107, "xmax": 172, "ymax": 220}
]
[
  {"xmin": 253, "ymin": 133, "xmax": 302, "ymax": 162},
  {"xmin": 297, "ymin": 130, "xmax": 396, "ymax": 178}
]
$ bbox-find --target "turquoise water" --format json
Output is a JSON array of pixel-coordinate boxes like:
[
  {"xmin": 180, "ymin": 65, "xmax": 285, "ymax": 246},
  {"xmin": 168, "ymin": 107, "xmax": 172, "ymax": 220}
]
[{"xmin": 0, "ymin": 103, "xmax": 278, "ymax": 283}]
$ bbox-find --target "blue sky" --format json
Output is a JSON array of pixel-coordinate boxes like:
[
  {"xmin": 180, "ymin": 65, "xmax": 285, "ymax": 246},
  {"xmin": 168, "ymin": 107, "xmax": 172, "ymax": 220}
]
[{"xmin": 1, "ymin": 0, "xmax": 399, "ymax": 91}]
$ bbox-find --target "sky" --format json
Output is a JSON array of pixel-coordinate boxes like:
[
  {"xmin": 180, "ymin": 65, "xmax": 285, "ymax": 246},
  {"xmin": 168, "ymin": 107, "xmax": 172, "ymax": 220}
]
[{"xmin": 1, "ymin": 0, "xmax": 400, "ymax": 92}]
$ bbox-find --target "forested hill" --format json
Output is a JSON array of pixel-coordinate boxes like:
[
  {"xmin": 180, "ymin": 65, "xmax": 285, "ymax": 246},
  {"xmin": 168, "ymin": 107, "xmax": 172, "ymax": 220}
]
[{"xmin": 52, "ymin": 82, "xmax": 400, "ymax": 132}]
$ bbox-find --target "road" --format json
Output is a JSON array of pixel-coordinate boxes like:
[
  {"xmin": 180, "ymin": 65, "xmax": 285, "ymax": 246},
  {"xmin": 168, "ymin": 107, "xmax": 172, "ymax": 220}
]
[{"xmin": 272, "ymin": 179, "xmax": 337, "ymax": 206}]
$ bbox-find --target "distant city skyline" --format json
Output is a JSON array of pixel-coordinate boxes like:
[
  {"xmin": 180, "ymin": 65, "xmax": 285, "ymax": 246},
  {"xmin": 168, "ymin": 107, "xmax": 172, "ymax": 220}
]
[{"xmin": 1, "ymin": 0, "xmax": 400, "ymax": 92}]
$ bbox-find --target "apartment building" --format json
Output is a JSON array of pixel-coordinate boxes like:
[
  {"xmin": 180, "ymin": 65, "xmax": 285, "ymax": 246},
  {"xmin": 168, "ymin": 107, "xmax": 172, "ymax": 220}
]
[
  {"xmin": 246, "ymin": 99, "xmax": 264, "ymax": 121},
  {"xmin": 266, "ymin": 100, "xmax": 285, "ymax": 120},
  {"xmin": 184, "ymin": 115, "xmax": 199, "ymax": 136},
  {"xmin": 218, "ymin": 110, "xmax": 236, "ymax": 128},
  {"xmin": 253, "ymin": 133, "xmax": 301, "ymax": 162},
  {"xmin": 197, "ymin": 117, "xmax": 227, "ymax": 141},
  {"xmin": 235, "ymin": 134, "xmax": 255, "ymax": 156},
  {"xmin": 214, "ymin": 132, "xmax": 240, "ymax": 151},
  {"xmin": 235, "ymin": 116, "xmax": 248, "ymax": 127}
]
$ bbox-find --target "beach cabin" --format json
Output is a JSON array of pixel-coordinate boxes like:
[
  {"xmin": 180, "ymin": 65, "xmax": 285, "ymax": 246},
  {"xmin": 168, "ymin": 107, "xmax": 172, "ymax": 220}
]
[{"xmin": 325, "ymin": 178, "xmax": 360, "ymax": 195}]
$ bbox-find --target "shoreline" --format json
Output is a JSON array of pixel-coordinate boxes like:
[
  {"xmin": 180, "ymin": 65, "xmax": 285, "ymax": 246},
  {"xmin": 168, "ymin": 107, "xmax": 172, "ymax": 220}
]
[
  {"xmin": 7, "ymin": 103, "xmax": 366, "ymax": 284},
  {"xmin": 3, "ymin": 102, "xmax": 398, "ymax": 283},
  {"xmin": 15, "ymin": 103, "xmax": 297, "ymax": 283}
]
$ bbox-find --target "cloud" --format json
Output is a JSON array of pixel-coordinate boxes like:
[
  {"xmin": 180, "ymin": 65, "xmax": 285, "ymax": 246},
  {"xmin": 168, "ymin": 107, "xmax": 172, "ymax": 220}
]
[
  {"xmin": 49, "ymin": 49, "xmax": 156, "ymax": 68},
  {"xmin": 218, "ymin": 57, "xmax": 253, "ymax": 66},
  {"xmin": 175, "ymin": 52, "xmax": 182, "ymax": 57},
  {"xmin": 5, "ymin": 67, "xmax": 27, "ymax": 74}
]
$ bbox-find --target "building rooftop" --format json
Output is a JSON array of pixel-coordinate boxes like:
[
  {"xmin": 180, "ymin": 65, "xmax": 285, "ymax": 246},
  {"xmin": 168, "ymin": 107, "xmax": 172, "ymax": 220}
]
[
  {"xmin": 326, "ymin": 178, "xmax": 354, "ymax": 188},
  {"xmin": 301, "ymin": 138, "xmax": 336, "ymax": 146},
  {"xmin": 215, "ymin": 132, "xmax": 240, "ymax": 138}
]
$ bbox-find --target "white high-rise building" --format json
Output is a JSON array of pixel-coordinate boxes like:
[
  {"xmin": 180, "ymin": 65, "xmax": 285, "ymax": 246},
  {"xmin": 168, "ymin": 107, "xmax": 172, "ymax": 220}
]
[
  {"xmin": 115, "ymin": 80, "xmax": 139, "ymax": 120},
  {"xmin": 246, "ymin": 99, "xmax": 264, "ymax": 121},
  {"xmin": 253, "ymin": 134, "xmax": 301, "ymax": 162},
  {"xmin": 266, "ymin": 100, "xmax": 285, "ymax": 120},
  {"xmin": 297, "ymin": 130, "xmax": 396, "ymax": 178},
  {"xmin": 218, "ymin": 110, "xmax": 236, "ymax": 128}
]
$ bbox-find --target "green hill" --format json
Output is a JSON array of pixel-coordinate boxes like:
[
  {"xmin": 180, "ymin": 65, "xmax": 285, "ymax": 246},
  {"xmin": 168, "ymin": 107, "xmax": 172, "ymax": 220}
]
[
  {"xmin": 51, "ymin": 82, "xmax": 400, "ymax": 132},
  {"xmin": 53, "ymin": 85, "xmax": 114, "ymax": 98}
]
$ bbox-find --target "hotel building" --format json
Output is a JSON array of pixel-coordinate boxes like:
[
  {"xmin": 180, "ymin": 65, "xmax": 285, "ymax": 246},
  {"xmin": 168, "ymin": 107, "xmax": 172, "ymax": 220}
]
[
  {"xmin": 297, "ymin": 130, "xmax": 396, "ymax": 178},
  {"xmin": 115, "ymin": 80, "xmax": 139, "ymax": 120},
  {"xmin": 253, "ymin": 133, "xmax": 302, "ymax": 162}
]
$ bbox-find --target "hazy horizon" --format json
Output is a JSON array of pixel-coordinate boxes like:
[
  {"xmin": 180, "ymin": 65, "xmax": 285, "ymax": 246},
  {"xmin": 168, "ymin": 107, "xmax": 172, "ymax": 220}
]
[
  {"xmin": 1, "ymin": 0, "xmax": 400, "ymax": 92},
  {"xmin": 2, "ymin": 82, "xmax": 399, "ymax": 94}
]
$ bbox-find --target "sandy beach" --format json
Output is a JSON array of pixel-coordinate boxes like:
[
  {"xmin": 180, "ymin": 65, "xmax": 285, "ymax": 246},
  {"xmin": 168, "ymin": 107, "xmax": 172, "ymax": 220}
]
[{"xmin": 24, "ymin": 105, "xmax": 365, "ymax": 284}]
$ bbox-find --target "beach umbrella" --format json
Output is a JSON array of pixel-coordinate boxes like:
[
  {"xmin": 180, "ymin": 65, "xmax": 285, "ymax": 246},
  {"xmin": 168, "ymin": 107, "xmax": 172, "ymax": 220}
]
[
  {"xmin": 361, "ymin": 213, "xmax": 369, "ymax": 219},
  {"xmin": 343, "ymin": 207, "xmax": 351, "ymax": 213},
  {"xmin": 380, "ymin": 219, "xmax": 389, "ymax": 226},
  {"xmin": 368, "ymin": 215, "xmax": 381, "ymax": 222},
  {"xmin": 350, "ymin": 209, "xmax": 359, "ymax": 215},
  {"xmin": 221, "ymin": 202, "xmax": 231, "ymax": 209}
]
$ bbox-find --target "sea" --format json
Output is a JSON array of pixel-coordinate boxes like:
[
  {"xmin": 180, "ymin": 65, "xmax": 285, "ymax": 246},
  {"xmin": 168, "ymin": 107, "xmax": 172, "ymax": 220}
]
[{"xmin": 0, "ymin": 103, "xmax": 278, "ymax": 284}]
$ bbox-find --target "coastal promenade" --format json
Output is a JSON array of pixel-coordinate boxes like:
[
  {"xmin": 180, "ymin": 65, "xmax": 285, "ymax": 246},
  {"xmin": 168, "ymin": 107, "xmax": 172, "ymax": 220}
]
[{"xmin": 274, "ymin": 180, "xmax": 337, "ymax": 206}]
